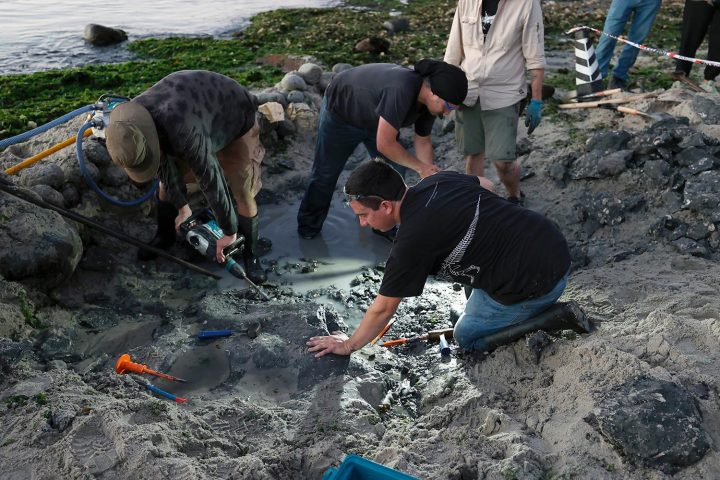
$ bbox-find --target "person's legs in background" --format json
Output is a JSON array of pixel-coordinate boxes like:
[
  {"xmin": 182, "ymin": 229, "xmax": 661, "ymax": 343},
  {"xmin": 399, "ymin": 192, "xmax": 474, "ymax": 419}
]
[
  {"xmin": 701, "ymin": 6, "xmax": 720, "ymax": 92},
  {"xmin": 674, "ymin": 0, "xmax": 713, "ymax": 78},
  {"xmin": 456, "ymin": 102, "xmax": 487, "ymax": 177},
  {"xmin": 612, "ymin": 0, "xmax": 661, "ymax": 84},
  {"xmin": 595, "ymin": 0, "xmax": 633, "ymax": 83},
  {"xmin": 297, "ymin": 99, "xmax": 366, "ymax": 238}
]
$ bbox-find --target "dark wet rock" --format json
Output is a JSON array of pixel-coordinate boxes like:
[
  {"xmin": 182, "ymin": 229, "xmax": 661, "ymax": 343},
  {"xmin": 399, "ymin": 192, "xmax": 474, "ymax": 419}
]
[
  {"xmin": 319, "ymin": 71, "xmax": 334, "ymax": 92},
  {"xmin": 581, "ymin": 192, "xmax": 626, "ymax": 226},
  {"xmin": 383, "ymin": 18, "xmax": 410, "ymax": 35},
  {"xmin": 76, "ymin": 307, "xmax": 120, "ymax": 330},
  {"xmin": 649, "ymin": 215, "xmax": 687, "ymax": 241},
  {"xmin": 39, "ymin": 327, "xmax": 81, "ymax": 362},
  {"xmin": 287, "ymin": 90, "xmax": 305, "ymax": 104},
  {"xmin": 647, "ymin": 116, "xmax": 690, "ymax": 132},
  {"xmin": 678, "ymin": 132, "xmax": 708, "ymax": 149},
  {"xmin": 102, "ymin": 164, "xmax": 128, "ymax": 187},
  {"xmin": 83, "ymin": 24, "xmax": 128, "ymax": 47},
  {"xmin": 58, "ymin": 154, "xmax": 100, "ymax": 187},
  {"xmin": 687, "ymin": 95, "xmax": 720, "ymax": 124},
  {"xmin": 297, "ymin": 63, "xmax": 323, "ymax": 85},
  {"xmin": 61, "ymin": 183, "xmax": 80, "ymax": 208},
  {"xmin": 49, "ymin": 406, "xmax": 78, "ymax": 432},
  {"xmin": 516, "ymin": 137, "xmax": 532, "ymax": 156},
  {"xmin": 275, "ymin": 119, "xmax": 296, "ymax": 140},
  {"xmin": 682, "ymin": 170, "xmax": 720, "ymax": 216},
  {"xmin": 18, "ymin": 163, "xmax": 65, "ymax": 189},
  {"xmin": 570, "ymin": 150, "xmax": 632, "ymax": 179},
  {"xmin": 587, "ymin": 377, "xmax": 710, "ymax": 473},
  {"xmin": 332, "ymin": 63, "xmax": 353, "ymax": 74},
  {"xmin": 0, "ymin": 187, "xmax": 83, "ymax": 290},
  {"xmin": 84, "ymin": 139, "xmax": 113, "ymax": 167},
  {"xmin": 585, "ymin": 130, "xmax": 631, "ymax": 152},
  {"xmin": 256, "ymin": 91, "xmax": 288, "ymax": 108},
  {"xmin": 672, "ymin": 237, "xmax": 708, "ymax": 257},
  {"xmin": 642, "ymin": 159, "xmax": 671, "ymax": 184},
  {"xmin": 674, "ymin": 146, "xmax": 714, "ymax": 168},
  {"xmin": 0, "ymin": 338, "xmax": 34, "ymax": 367},
  {"xmin": 280, "ymin": 73, "xmax": 307, "ymax": 92},
  {"xmin": 354, "ymin": 37, "xmax": 390, "ymax": 54},
  {"xmin": 30, "ymin": 184, "xmax": 65, "ymax": 207}
]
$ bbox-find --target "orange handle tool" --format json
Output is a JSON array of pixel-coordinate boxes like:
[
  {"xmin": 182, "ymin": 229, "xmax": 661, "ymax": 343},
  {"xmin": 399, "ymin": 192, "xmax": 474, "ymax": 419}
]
[
  {"xmin": 115, "ymin": 354, "xmax": 187, "ymax": 383},
  {"xmin": 371, "ymin": 318, "xmax": 396, "ymax": 345}
]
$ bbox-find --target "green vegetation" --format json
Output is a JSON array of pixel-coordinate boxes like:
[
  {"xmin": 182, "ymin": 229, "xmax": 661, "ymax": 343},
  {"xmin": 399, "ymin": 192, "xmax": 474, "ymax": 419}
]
[
  {"xmin": 4, "ymin": 395, "xmax": 29, "ymax": 408},
  {"xmin": 0, "ymin": 0, "xmax": 687, "ymax": 139},
  {"xmin": 17, "ymin": 290, "xmax": 41, "ymax": 329}
]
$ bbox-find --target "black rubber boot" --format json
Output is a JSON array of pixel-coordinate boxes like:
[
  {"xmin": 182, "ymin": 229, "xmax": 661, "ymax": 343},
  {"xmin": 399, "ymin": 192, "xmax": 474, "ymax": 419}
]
[
  {"xmin": 479, "ymin": 301, "xmax": 590, "ymax": 352},
  {"xmin": 237, "ymin": 214, "xmax": 267, "ymax": 284},
  {"xmin": 137, "ymin": 200, "xmax": 178, "ymax": 261}
]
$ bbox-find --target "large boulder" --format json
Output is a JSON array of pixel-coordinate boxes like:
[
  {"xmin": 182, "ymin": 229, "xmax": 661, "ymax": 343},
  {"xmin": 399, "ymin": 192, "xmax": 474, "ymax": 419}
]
[
  {"xmin": 0, "ymin": 182, "xmax": 83, "ymax": 290},
  {"xmin": 83, "ymin": 24, "xmax": 128, "ymax": 47}
]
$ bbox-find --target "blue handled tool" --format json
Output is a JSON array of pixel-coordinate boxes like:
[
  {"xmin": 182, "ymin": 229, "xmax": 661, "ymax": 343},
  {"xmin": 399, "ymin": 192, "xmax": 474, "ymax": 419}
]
[
  {"xmin": 145, "ymin": 382, "xmax": 187, "ymax": 403},
  {"xmin": 198, "ymin": 330, "xmax": 233, "ymax": 339}
]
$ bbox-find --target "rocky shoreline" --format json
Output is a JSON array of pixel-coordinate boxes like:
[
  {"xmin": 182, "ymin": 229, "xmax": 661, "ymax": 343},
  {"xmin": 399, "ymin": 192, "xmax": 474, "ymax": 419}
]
[{"xmin": 3, "ymin": 5, "xmax": 720, "ymax": 479}]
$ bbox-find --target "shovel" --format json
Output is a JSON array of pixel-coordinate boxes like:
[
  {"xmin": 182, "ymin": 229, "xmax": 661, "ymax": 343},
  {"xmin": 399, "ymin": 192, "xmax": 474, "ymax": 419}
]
[{"xmin": 605, "ymin": 105, "xmax": 675, "ymax": 122}]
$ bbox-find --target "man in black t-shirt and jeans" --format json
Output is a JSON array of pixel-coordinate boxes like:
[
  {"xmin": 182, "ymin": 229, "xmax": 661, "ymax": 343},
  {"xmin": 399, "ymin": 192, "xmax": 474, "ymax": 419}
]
[
  {"xmin": 307, "ymin": 159, "xmax": 589, "ymax": 357},
  {"xmin": 297, "ymin": 59, "xmax": 468, "ymax": 239}
]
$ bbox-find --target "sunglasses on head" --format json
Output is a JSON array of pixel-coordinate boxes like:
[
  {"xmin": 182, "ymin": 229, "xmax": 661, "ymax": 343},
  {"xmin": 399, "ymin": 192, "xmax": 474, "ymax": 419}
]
[
  {"xmin": 444, "ymin": 100, "xmax": 459, "ymax": 111},
  {"xmin": 343, "ymin": 186, "xmax": 386, "ymax": 206}
]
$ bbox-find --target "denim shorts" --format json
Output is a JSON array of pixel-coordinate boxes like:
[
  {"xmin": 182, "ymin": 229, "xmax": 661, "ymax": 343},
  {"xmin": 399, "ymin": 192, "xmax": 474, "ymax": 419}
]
[{"xmin": 453, "ymin": 271, "xmax": 569, "ymax": 351}]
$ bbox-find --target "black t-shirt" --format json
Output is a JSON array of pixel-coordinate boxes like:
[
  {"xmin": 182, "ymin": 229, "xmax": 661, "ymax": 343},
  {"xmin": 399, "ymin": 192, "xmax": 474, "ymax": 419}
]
[
  {"xmin": 379, "ymin": 172, "xmax": 571, "ymax": 305},
  {"xmin": 481, "ymin": 0, "xmax": 500, "ymax": 36},
  {"xmin": 325, "ymin": 63, "xmax": 436, "ymax": 136}
]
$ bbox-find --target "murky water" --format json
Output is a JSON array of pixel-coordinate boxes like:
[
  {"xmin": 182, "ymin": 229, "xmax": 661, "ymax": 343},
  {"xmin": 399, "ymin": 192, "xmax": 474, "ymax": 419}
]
[{"xmin": 0, "ymin": 0, "xmax": 333, "ymax": 74}]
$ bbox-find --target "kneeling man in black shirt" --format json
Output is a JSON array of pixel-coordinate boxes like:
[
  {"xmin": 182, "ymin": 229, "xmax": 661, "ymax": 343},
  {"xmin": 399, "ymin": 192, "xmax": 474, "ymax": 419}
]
[{"xmin": 307, "ymin": 159, "xmax": 589, "ymax": 357}]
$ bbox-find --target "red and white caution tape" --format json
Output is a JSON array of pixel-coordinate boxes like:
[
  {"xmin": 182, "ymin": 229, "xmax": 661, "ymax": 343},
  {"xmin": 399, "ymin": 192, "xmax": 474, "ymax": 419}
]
[{"xmin": 567, "ymin": 26, "xmax": 720, "ymax": 68}]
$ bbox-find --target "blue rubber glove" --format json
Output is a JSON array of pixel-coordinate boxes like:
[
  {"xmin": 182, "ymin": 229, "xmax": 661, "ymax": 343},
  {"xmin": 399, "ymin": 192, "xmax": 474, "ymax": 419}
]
[{"xmin": 525, "ymin": 99, "xmax": 543, "ymax": 135}]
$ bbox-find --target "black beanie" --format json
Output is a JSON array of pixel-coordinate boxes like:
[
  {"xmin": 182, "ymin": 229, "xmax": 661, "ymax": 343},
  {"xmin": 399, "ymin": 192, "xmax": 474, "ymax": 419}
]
[{"xmin": 414, "ymin": 59, "xmax": 468, "ymax": 105}]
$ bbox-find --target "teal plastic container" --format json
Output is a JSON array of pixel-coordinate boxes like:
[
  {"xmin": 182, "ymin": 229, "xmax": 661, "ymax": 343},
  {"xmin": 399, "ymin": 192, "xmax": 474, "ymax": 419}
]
[{"xmin": 322, "ymin": 455, "xmax": 418, "ymax": 480}]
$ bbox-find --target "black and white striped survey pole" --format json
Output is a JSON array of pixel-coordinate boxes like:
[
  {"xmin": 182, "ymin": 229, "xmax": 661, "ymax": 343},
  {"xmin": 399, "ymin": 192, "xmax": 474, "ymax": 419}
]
[{"xmin": 574, "ymin": 29, "xmax": 603, "ymax": 99}]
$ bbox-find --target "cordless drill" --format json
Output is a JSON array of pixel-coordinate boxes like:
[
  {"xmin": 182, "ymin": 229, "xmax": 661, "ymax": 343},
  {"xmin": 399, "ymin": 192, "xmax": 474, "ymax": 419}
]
[{"xmin": 179, "ymin": 209, "xmax": 248, "ymax": 280}]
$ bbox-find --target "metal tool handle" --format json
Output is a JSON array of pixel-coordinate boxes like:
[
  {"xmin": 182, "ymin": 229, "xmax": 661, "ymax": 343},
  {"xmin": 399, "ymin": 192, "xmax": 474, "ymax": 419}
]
[{"xmin": 198, "ymin": 330, "xmax": 233, "ymax": 339}]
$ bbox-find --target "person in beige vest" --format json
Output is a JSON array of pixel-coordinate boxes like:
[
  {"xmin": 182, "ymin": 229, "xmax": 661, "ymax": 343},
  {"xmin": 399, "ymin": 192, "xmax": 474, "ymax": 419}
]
[{"xmin": 445, "ymin": 0, "xmax": 545, "ymax": 207}]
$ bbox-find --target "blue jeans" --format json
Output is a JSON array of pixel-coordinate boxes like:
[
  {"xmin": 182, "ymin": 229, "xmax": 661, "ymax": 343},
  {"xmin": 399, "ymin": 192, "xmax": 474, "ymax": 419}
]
[
  {"xmin": 297, "ymin": 98, "xmax": 404, "ymax": 234},
  {"xmin": 453, "ymin": 272, "xmax": 568, "ymax": 351},
  {"xmin": 595, "ymin": 0, "xmax": 661, "ymax": 81}
]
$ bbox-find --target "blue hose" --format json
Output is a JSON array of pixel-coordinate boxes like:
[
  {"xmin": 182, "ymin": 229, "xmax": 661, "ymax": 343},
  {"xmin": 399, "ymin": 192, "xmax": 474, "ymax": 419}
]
[
  {"xmin": 0, "ymin": 104, "xmax": 97, "ymax": 150},
  {"xmin": 75, "ymin": 121, "xmax": 158, "ymax": 207}
]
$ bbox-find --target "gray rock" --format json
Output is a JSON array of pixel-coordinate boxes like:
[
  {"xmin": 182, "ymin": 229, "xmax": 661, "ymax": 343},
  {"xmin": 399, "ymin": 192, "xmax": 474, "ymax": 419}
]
[
  {"xmin": 674, "ymin": 146, "xmax": 714, "ymax": 167},
  {"xmin": 319, "ymin": 72, "xmax": 334, "ymax": 92},
  {"xmin": 287, "ymin": 90, "xmax": 305, "ymax": 104},
  {"xmin": 256, "ymin": 91, "xmax": 288, "ymax": 108},
  {"xmin": 0, "ymin": 187, "xmax": 83, "ymax": 290},
  {"xmin": 642, "ymin": 160, "xmax": 671, "ymax": 184},
  {"xmin": 383, "ymin": 18, "xmax": 410, "ymax": 34},
  {"xmin": 678, "ymin": 132, "xmax": 707, "ymax": 149},
  {"xmin": 332, "ymin": 63, "xmax": 353, "ymax": 74},
  {"xmin": 586, "ymin": 130, "xmax": 632, "ymax": 152},
  {"xmin": 46, "ymin": 360, "xmax": 68, "ymax": 370},
  {"xmin": 76, "ymin": 307, "xmax": 120, "ymax": 330},
  {"xmin": 297, "ymin": 63, "xmax": 323, "ymax": 85},
  {"xmin": 39, "ymin": 328, "xmax": 81, "ymax": 362},
  {"xmin": 280, "ymin": 73, "xmax": 307, "ymax": 92},
  {"xmin": 688, "ymin": 95, "xmax": 720, "ymax": 124},
  {"xmin": 683, "ymin": 170, "xmax": 720, "ymax": 215},
  {"xmin": 587, "ymin": 377, "xmax": 709, "ymax": 473},
  {"xmin": 597, "ymin": 150, "xmax": 632, "ymax": 177},
  {"xmin": 61, "ymin": 183, "xmax": 80, "ymax": 208},
  {"xmin": 547, "ymin": 163, "xmax": 567, "ymax": 181},
  {"xmin": 672, "ymin": 237, "xmax": 709, "ymax": 257},
  {"xmin": 582, "ymin": 192, "xmax": 626, "ymax": 226},
  {"xmin": 30, "ymin": 184, "xmax": 65, "ymax": 207},
  {"xmin": 686, "ymin": 221, "xmax": 714, "ymax": 241},
  {"xmin": 276, "ymin": 119, "xmax": 297, "ymax": 139},
  {"xmin": 84, "ymin": 140, "xmax": 113, "ymax": 167},
  {"xmin": 83, "ymin": 23, "xmax": 128, "ymax": 47},
  {"xmin": 102, "ymin": 164, "xmax": 128, "ymax": 187},
  {"xmin": 19, "ymin": 163, "xmax": 65, "ymax": 189},
  {"xmin": 49, "ymin": 406, "xmax": 77, "ymax": 432},
  {"xmin": 687, "ymin": 156, "xmax": 715, "ymax": 175}
]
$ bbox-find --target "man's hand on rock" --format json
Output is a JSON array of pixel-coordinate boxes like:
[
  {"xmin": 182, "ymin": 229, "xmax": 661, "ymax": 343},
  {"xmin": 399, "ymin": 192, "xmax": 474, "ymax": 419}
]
[{"xmin": 307, "ymin": 332, "xmax": 353, "ymax": 358}]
